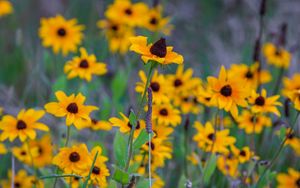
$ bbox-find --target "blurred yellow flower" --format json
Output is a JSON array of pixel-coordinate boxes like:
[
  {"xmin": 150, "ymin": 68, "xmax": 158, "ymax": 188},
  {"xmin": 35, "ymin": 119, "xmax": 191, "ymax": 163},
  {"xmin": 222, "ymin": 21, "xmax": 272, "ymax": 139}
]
[
  {"xmin": 0, "ymin": 143, "xmax": 7, "ymax": 154},
  {"xmin": 44, "ymin": 91, "xmax": 98, "ymax": 129},
  {"xmin": 217, "ymin": 154, "xmax": 239, "ymax": 178},
  {"xmin": 277, "ymin": 168, "xmax": 300, "ymax": 188},
  {"xmin": 0, "ymin": 0, "xmax": 13, "ymax": 17},
  {"xmin": 231, "ymin": 145, "xmax": 252, "ymax": 163},
  {"xmin": 64, "ymin": 48, "xmax": 107, "ymax": 82},
  {"xmin": 207, "ymin": 66, "xmax": 249, "ymax": 117},
  {"xmin": 237, "ymin": 110, "xmax": 271, "ymax": 134},
  {"xmin": 193, "ymin": 121, "xmax": 236, "ymax": 154},
  {"xmin": 0, "ymin": 109, "xmax": 49, "ymax": 142},
  {"xmin": 105, "ymin": 0, "xmax": 148, "ymax": 27},
  {"xmin": 130, "ymin": 36, "xmax": 184, "ymax": 65},
  {"xmin": 53, "ymin": 143, "xmax": 92, "ymax": 174},
  {"xmin": 186, "ymin": 152, "xmax": 199, "ymax": 165},
  {"xmin": 97, "ymin": 19, "xmax": 135, "ymax": 54},
  {"xmin": 282, "ymin": 73, "xmax": 300, "ymax": 111},
  {"xmin": 263, "ymin": 42, "xmax": 291, "ymax": 69},
  {"xmin": 39, "ymin": 15, "xmax": 84, "ymax": 56},
  {"xmin": 248, "ymin": 89, "xmax": 282, "ymax": 116},
  {"xmin": 109, "ymin": 112, "xmax": 145, "ymax": 138},
  {"xmin": 152, "ymin": 103, "xmax": 181, "ymax": 127}
]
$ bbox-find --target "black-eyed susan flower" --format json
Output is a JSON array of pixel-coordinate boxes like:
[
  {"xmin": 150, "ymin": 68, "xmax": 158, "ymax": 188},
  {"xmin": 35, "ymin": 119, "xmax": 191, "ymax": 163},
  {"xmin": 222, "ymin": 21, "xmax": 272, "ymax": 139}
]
[
  {"xmin": 152, "ymin": 103, "xmax": 181, "ymax": 127},
  {"xmin": 282, "ymin": 73, "xmax": 300, "ymax": 111},
  {"xmin": 52, "ymin": 143, "xmax": 92, "ymax": 174},
  {"xmin": 39, "ymin": 15, "xmax": 84, "ymax": 56},
  {"xmin": 105, "ymin": 0, "xmax": 148, "ymax": 27},
  {"xmin": 65, "ymin": 176, "xmax": 81, "ymax": 188},
  {"xmin": 109, "ymin": 112, "xmax": 145, "ymax": 138},
  {"xmin": 193, "ymin": 121, "xmax": 236, "ymax": 154},
  {"xmin": 237, "ymin": 110, "xmax": 271, "ymax": 134},
  {"xmin": 29, "ymin": 135, "xmax": 53, "ymax": 167},
  {"xmin": 152, "ymin": 173, "xmax": 165, "ymax": 188},
  {"xmin": 0, "ymin": 169, "xmax": 42, "ymax": 188},
  {"xmin": 44, "ymin": 91, "xmax": 98, "ymax": 129},
  {"xmin": 64, "ymin": 48, "xmax": 107, "ymax": 82},
  {"xmin": 231, "ymin": 145, "xmax": 252, "ymax": 163},
  {"xmin": 167, "ymin": 65, "xmax": 201, "ymax": 95},
  {"xmin": 0, "ymin": 109, "xmax": 49, "ymax": 142},
  {"xmin": 141, "ymin": 6, "xmax": 173, "ymax": 35},
  {"xmin": 207, "ymin": 66, "xmax": 249, "ymax": 117},
  {"xmin": 228, "ymin": 63, "xmax": 271, "ymax": 90},
  {"xmin": 217, "ymin": 154, "xmax": 239, "ymax": 178},
  {"xmin": 130, "ymin": 36, "xmax": 184, "ymax": 65},
  {"xmin": 87, "ymin": 146, "xmax": 110, "ymax": 187},
  {"xmin": 97, "ymin": 19, "xmax": 135, "ymax": 54},
  {"xmin": 277, "ymin": 168, "xmax": 300, "ymax": 188},
  {"xmin": 0, "ymin": 0, "xmax": 13, "ymax": 17},
  {"xmin": 12, "ymin": 144, "xmax": 31, "ymax": 165},
  {"xmin": 248, "ymin": 89, "xmax": 282, "ymax": 116},
  {"xmin": 152, "ymin": 120, "xmax": 174, "ymax": 141},
  {"xmin": 263, "ymin": 42, "xmax": 291, "ymax": 68},
  {"xmin": 0, "ymin": 143, "xmax": 7, "ymax": 154},
  {"xmin": 136, "ymin": 70, "xmax": 170, "ymax": 104},
  {"xmin": 172, "ymin": 91, "xmax": 202, "ymax": 114}
]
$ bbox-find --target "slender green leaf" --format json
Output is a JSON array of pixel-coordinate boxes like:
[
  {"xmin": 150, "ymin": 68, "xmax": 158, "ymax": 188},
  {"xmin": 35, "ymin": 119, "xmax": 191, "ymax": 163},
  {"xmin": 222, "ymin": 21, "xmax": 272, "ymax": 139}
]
[
  {"xmin": 112, "ymin": 165, "xmax": 130, "ymax": 185},
  {"xmin": 203, "ymin": 154, "xmax": 217, "ymax": 184},
  {"xmin": 113, "ymin": 131, "xmax": 128, "ymax": 168},
  {"xmin": 133, "ymin": 130, "xmax": 153, "ymax": 151}
]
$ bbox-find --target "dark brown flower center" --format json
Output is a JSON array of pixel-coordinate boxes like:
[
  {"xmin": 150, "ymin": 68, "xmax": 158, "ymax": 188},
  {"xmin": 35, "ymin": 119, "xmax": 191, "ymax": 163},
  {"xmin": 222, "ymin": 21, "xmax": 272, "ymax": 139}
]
[
  {"xmin": 67, "ymin": 103, "xmax": 79, "ymax": 114},
  {"xmin": 124, "ymin": 8, "xmax": 132, "ymax": 15},
  {"xmin": 127, "ymin": 121, "xmax": 140, "ymax": 129},
  {"xmin": 14, "ymin": 182, "xmax": 21, "ymax": 188},
  {"xmin": 159, "ymin": 108, "xmax": 168, "ymax": 116},
  {"xmin": 183, "ymin": 97, "xmax": 189, "ymax": 102},
  {"xmin": 79, "ymin": 59, "xmax": 89, "ymax": 68},
  {"xmin": 38, "ymin": 147, "xmax": 43, "ymax": 154},
  {"xmin": 57, "ymin": 28, "xmax": 67, "ymax": 37},
  {"xmin": 220, "ymin": 85, "xmax": 232, "ymax": 97},
  {"xmin": 74, "ymin": 177, "xmax": 80, "ymax": 181},
  {"xmin": 287, "ymin": 132, "xmax": 294, "ymax": 139},
  {"xmin": 21, "ymin": 151, "xmax": 26, "ymax": 155},
  {"xmin": 255, "ymin": 96, "xmax": 265, "ymax": 106},
  {"xmin": 16, "ymin": 120, "xmax": 27, "ymax": 130},
  {"xmin": 92, "ymin": 166, "xmax": 100, "ymax": 175},
  {"xmin": 147, "ymin": 142, "xmax": 155, "ymax": 150},
  {"xmin": 150, "ymin": 82, "xmax": 160, "ymax": 92},
  {"xmin": 91, "ymin": 118, "xmax": 98, "ymax": 124},
  {"xmin": 275, "ymin": 49, "xmax": 282, "ymax": 56},
  {"xmin": 111, "ymin": 25, "xmax": 119, "ymax": 31},
  {"xmin": 207, "ymin": 133, "xmax": 215, "ymax": 141},
  {"xmin": 150, "ymin": 38, "xmax": 167, "ymax": 58},
  {"xmin": 245, "ymin": 71, "xmax": 254, "ymax": 79},
  {"xmin": 295, "ymin": 178, "xmax": 300, "ymax": 187},
  {"xmin": 250, "ymin": 116, "xmax": 256, "ymax": 123},
  {"xmin": 239, "ymin": 150, "xmax": 246, "ymax": 157},
  {"xmin": 205, "ymin": 97, "xmax": 211, "ymax": 101},
  {"xmin": 69, "ymin": 152, "xmax": 80, "ymax": 162},
  {"xmin": 174, "ymin": 79, "xmax": 183, "ymax": 87},
  {"xmin": 150, "ymin": 17, "xmax": 158, "ymax": 25},
  {"xmin": 193, "ymin": 97, "xmax": 198, "ymax": 104}
]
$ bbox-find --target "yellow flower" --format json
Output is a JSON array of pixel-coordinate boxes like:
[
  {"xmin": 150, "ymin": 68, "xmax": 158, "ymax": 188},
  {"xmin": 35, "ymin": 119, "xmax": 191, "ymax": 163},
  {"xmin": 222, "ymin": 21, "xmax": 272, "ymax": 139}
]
[
  {"xmin": 52, "ymin": 144, "xmax": 92, "ymax": 174},
  {"xmin": 277, "ymin": 168, "xmax": 300, "ymax": 188},
  {"xmin": 105, "ymin": 0, "xmax": 148, "ymax": 27},
  {"xmin": 0, "ymin": 109, "xmax": 49, "ymax": 142},
  {"xmin": 248, "ymin": 89, "xmax": 282, "ymax": 116},
  {"xmin": 282, "ymin": 73, "xmax": 300, "ymax": 111},
  {"xmin": 65, "ymin": 176, "xmax": 81, "ymax": 188},
  {"xmin": 152, "ymin": 173, "xmax": 165, "ymax": 188},
  {"xmin": 141, "ymin": 6, "xmax": 173, "ymax": 35},
  {"xmin": 141, "ymin": 138, "xmax": 172, "ymax": 168},
  {"xmin": 217, "ymin": 154, "xmax": 239, "ymax": 178},
  {"xmin": 109, "ymin": 112, "xmax": 145, "ymax": 138},
  {"xmin": 207, "ymin": 66, "xmax": 249, "ymax": 117},
  {"xmin": 263, "ymin": 42, "xmax": 291, "ymax": 68},
  {"xmin": 237, "ymin": 110, "xmax": 271, "ymax": 134},
  {"xmin": 12, "ymin": 144, "xmax": 31, "ymax": 165},
  {"xmin": 136, "ymin": 70, "xmax": 170, "ymax": 104},
  {"xmin": 64, "ymin": 48, "xmax": 107, "ymax": 82},
  {"xmin": 39, "ymin": 15, "xmax": 84, "ymax": 56},
  {"xmin": 152, "ymin": 103, "xmax": 181, "ymax": 127},
  {"xmin": 44, "ymin": 91, "xmax": 98, "ymax": 129},
  {"xmin": 0, "ymin": 169, "xmax": 43, "ymax": 188},
  {"xmin": 193, "ymin": 121, "xmax": 236, "ymax": 154},
  {"xmin": 173, "ymin": 91, "xmax": 202, "ymax": 114},
  {"xmin": 0, "ymin": 143, "xmax": 7, "ymax": 154},
  {"xmin": 0, "ymin": 0, "xmax": 13, "ymax": 17},
  {"xmin": 152, "ymin": 120, "xmax": 174, "ymax": 141},
  {"xmin": 29, "ymin": 135, "xmax": 53, "ymax": 167},
  {"xmin": 88, "ymin": 146, "xmax": 110, "ymax": 187},
  {"xmin": 97, "ymin": 19, "xmax": 135, "ymax": 54},
  {"xmin": 186, "ymin": 152, "xmax": 199, "ymax": 165},
  {"xmin": 231, "ymin": 146, "xmax": 252, "ymax": 163},
  {"xmin": 130, "ymin": 36, "xmax": 184, "ymax": 65},
  {"xmin": 76, "ymin": 118, "xmax": 112, "ymax": 131},
  {"xmin": 228, "ymin": 63, "xmax": 271, "ymax": 90}
]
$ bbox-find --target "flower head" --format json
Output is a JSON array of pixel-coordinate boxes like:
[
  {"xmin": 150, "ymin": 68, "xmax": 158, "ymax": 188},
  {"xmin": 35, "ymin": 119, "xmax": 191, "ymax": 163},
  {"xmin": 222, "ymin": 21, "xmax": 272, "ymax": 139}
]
[
  {"xmin": 152, "ymin": 103, "xmax": 181, "ymax": 127},
  {"xmin": 0, "ymin": 0, "xmax": 13, "ymax": 17},
  {"xmin": 282, "ymin": 73, "xmax": 300, "ymax": 111},
  {"xmin": 0, "ymin": 109, "xmax": 49, "ymax": 142},
  {"xmin": 237, "ymin": 110, "xmax": 271, "ymax": 134},
  {"xmin": 277, "ymin": 168, "xmax": 300, "ymax": 188},
  {"xmin": 44, "ymin": 91, "xmax": 98, "ymax": 129},
  {"xmin": 39, "ymin": 15, "xmax": 84, "ymax": 56},
  {"xmin": 263, "ymin": 42, "xmax": 291, "ymax": 68},
  {"xmin": 130, "ymin": 36, "xmax": 183, "ymax": 65}
]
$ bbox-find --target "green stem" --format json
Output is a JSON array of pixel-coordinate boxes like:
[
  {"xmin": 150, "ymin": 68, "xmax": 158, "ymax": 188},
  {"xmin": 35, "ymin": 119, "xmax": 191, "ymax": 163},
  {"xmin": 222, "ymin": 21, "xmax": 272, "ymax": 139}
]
[
  {"xmin": 82, "ymin": 151, "xmax": 99, "ymax": 188},
  {"xmin": 40, "ymin": 174, "xmax": 82, "ymax": 179},
  {"xmin": 255, "ymin": 112, "xmax": 300, "ymax": 187}
]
